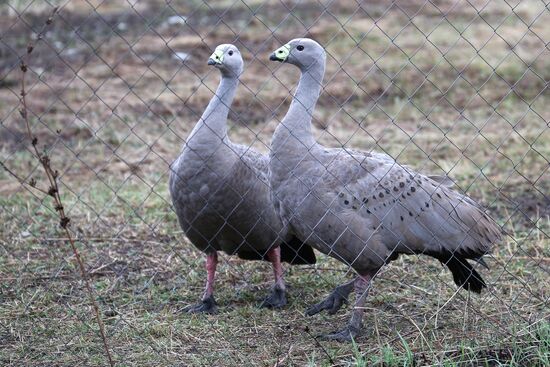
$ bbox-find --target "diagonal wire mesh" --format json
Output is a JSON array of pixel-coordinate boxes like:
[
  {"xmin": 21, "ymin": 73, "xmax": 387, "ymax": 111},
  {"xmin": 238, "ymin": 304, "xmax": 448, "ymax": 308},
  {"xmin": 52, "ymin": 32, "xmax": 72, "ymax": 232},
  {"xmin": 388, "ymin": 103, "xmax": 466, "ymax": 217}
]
[{"xmin": 1, "ymin": 0, "xmax": 548, "ymax": 365}]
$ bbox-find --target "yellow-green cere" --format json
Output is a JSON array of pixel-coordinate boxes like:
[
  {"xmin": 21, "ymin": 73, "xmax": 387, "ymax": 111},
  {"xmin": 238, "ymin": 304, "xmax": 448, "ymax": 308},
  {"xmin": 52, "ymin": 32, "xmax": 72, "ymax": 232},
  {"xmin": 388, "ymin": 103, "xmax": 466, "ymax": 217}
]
[
  {"xmin": 274, "ymin": 43, "xmax": 291, "ymax": 61},
  {"xmin": 210, "ymin": 49, "xmax": 225, "ymax": 64}
]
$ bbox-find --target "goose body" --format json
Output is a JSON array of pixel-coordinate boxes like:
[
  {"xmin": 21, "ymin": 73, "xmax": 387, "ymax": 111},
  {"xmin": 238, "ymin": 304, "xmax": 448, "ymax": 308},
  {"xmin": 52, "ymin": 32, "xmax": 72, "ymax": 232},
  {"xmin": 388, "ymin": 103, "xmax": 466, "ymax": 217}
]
[
  {"xmin": 170, "ymin": 44, "xmax": 315, "ymax": 312},
  {"xmin": 269, "ymin": 38, "xmax": 501, "ymax": 340},
  {"xmin": 171, "ymin": 141, "xmax": 280, "ymax": 258}
]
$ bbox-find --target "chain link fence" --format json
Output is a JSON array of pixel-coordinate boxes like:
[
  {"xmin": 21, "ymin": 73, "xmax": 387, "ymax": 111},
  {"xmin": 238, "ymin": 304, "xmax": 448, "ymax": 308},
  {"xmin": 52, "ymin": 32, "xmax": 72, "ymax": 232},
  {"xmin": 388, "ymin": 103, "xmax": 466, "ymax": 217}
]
[{"xmin": 1, "ymin": 0, "xmax": 548, "ymax": 365}]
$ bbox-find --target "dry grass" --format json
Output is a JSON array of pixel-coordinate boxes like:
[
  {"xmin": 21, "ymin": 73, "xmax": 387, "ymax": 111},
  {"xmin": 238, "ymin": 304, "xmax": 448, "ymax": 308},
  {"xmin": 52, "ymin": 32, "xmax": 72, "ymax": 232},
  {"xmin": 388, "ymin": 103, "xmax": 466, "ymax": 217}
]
[{"xmin": 0, "ymin": 0, "xmax": 549, "ymax": 366}]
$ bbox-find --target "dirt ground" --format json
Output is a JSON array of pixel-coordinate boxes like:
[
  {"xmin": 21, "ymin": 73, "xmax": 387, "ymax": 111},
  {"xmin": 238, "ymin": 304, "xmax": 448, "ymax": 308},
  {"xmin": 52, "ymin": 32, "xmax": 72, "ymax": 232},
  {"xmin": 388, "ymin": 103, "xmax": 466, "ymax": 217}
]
[{"xmin": 1, "ymin": 0, "xmax": 549, "ymax": 366}]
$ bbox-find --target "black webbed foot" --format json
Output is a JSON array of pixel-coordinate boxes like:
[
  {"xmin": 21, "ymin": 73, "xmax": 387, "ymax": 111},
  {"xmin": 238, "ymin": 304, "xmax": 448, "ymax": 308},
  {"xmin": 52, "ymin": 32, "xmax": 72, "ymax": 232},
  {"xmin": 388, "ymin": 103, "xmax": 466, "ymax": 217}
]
[
  {"xmin": 183, "ymin": 294, "xmax": 217, "ymax": 314},
  {"xmin": 320, "ymin": 324, "xmax": 361, "ymax": 342},
  {"xmin": 306, "ymin": 282, "xmax": 353, "ymax": 316},
  {"xmin": 260, "ymin": 286, "xmax": 287, "ymax": 309}
]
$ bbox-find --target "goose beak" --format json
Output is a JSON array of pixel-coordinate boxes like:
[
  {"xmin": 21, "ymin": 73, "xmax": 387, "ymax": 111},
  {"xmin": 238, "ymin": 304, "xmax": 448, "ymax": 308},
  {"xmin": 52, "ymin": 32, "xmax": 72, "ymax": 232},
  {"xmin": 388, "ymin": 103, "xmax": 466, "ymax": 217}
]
[
  {"xmin": 207, "ymin": 49, "xmax": 224, "ymax": 65},
  {"xmin": 270, "ymin": 43, "xmax": 290, "ymax": 62}
]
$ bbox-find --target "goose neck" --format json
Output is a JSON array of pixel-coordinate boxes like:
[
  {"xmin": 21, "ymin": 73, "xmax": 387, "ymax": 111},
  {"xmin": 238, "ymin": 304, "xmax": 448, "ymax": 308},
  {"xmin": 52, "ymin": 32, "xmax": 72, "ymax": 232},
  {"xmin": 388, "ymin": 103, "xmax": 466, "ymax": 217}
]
[
  {"xmin": 271, "ymin": 61, "xmax": 324, "ymax": 154},
  {"xmin": 284, "ymin": 61, "xmax": 324, "ymax": 134},
  {"xmin": 187, "ymin": 75, "xmax": 239, "ymax": 146}
]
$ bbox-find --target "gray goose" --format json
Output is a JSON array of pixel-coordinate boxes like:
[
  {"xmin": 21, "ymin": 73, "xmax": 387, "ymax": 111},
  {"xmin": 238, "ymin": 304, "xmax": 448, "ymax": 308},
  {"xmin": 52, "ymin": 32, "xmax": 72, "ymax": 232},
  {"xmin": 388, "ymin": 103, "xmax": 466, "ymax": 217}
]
[
  {"xmin": 169, "ymin": 44, "xmax": 315, "ymax": 313},
  {"xmin": 268, "ymin": 38, "xmax": 501, "ymax": 340}
]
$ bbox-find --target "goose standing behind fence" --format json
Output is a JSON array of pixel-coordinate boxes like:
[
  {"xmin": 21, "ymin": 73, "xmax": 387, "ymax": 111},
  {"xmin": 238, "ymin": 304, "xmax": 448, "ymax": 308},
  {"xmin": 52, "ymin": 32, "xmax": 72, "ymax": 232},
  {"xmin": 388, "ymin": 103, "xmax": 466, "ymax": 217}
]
[
  {"xmin": 268, "ymin": 38, "xmax": 501, "ymax": 341},
  {"xmin": 169, "ymin": 44, "xmax": 316, "ymax": 313}
]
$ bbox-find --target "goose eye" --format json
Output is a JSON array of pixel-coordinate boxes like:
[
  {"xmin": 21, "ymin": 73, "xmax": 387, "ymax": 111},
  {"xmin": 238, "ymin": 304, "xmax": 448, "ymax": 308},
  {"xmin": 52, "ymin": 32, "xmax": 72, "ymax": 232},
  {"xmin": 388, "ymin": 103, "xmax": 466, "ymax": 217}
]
[
  {"xmin": 297, "ymin": 45, "xmax": 304, "ymax": 51},
  {"xmin": 228, "ymin": 50, "xmax": 234, "ymax": 56}
]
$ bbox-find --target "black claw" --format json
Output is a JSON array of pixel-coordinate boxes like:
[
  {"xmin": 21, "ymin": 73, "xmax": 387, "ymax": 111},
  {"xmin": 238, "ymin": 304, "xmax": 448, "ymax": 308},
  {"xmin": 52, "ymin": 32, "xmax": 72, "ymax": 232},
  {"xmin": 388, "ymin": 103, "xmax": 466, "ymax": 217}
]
[
  {"xmin": 306, "ymin": 284, "xmax": 352, "ymax": 316},
  {"xmin": 320, "ymin": 325, "xmax": 361, "ymax": 342},
  {"xmin": 328, "ymin": 296, "xmax": 345, "ymax": 315},
  {"xmin": 183, "ymin": 295, "xmax": 217, "ymax": 314},
  {"xmin": 260, "ymin": 287, "xmax": 287, "ymax": 309},
  {"xmin": 305, "ymin": 303, "xmax": 324, "ymax": 316}
]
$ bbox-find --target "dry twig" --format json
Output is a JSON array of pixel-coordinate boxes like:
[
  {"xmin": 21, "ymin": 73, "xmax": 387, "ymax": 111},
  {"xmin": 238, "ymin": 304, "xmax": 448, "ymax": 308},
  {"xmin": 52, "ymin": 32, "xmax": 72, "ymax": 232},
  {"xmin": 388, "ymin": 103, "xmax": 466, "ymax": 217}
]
[{"xmin": 14, "ymin": 7, "xmax": 115, "ymax": 367}]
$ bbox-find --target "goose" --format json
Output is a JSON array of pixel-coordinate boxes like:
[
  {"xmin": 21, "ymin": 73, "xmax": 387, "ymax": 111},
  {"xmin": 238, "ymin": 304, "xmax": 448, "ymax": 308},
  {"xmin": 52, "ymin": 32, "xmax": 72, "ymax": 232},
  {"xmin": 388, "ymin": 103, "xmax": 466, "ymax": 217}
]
[
  {"xmin": 268, "ymin": 38, "xmax": 501, "ymax": 340},
  {"xmin": 169, "ymin": 44, "xmax": 316, "ymax": 313}
]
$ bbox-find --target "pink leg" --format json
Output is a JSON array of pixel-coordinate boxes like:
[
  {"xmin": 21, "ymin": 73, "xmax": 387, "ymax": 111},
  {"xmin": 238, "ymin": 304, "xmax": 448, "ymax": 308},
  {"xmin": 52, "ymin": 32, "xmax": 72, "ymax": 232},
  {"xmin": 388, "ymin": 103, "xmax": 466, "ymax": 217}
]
[
  {"xmin": 323, "ymin": 272, "xmax": 374, "ymax": 341},
  {"xmin": 349, "ymin": 274, "xmax": 372, "ymax": 330},
  {"xmin": 266, "ymin": 246, "xmax": 285, "ymax": 290},
  {"xmin": 184, "ymin": 251, "xmax": 218, "ymax": 313},
  {"xmin": 202, "ymin": 251, "xmax": 218, "ymax": 300},
  {"xmin": 260, "ymin": 247, "xmax": 287, "ymax": 308}
]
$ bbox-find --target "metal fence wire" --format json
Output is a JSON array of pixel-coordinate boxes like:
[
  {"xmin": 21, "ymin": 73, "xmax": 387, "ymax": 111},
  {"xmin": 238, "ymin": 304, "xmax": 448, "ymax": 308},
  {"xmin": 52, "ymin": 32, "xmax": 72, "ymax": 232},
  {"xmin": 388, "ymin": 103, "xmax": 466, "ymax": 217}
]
[{"xmin": 1, "ymin": 0, "xmax": 549, "ymax": 365}]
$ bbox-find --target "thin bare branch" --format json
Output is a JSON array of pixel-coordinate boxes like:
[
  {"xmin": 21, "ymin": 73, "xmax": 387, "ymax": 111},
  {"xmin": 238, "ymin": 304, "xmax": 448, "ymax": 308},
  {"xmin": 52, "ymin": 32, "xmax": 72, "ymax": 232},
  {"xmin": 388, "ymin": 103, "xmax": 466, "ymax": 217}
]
[{"xmin": 17, "ymin": 7, "xmax": 114, "ymax": 367}]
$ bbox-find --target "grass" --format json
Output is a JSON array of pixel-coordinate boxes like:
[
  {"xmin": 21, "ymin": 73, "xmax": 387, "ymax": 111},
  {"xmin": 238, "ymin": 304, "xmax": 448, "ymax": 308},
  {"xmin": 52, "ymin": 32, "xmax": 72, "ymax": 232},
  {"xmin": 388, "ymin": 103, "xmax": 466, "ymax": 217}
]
[{"xmin": 1, "ymin": 0, "xmax": 549, "ymax": 366}]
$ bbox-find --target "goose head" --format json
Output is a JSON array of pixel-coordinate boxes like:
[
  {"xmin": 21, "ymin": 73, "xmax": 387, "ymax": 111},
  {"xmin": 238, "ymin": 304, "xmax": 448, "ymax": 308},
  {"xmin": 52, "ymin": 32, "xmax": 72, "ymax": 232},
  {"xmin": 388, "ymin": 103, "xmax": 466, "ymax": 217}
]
[
  {"xmin": 269, "ymin": 38, "xmax": 326, "ymax": 70},
  {"xmin": 208, "ymin": 44, "xmax": 243, "ymax": 77}
]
